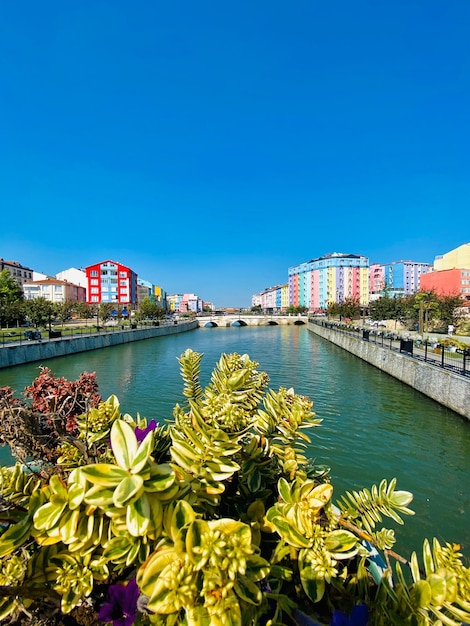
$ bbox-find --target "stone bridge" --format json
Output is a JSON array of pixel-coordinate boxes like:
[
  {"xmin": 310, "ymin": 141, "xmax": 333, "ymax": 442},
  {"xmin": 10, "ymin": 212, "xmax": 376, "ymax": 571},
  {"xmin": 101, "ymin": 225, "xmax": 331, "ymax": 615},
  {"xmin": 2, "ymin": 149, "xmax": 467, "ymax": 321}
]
[{"xmin": 194, "ymin": 314, "xmax": 308, "ymax": 328}]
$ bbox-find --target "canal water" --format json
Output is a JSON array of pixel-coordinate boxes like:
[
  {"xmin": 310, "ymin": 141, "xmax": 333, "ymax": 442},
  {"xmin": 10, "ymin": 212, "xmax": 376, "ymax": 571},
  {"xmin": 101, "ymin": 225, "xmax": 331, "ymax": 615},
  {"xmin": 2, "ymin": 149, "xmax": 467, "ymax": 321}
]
[{"xmin": 1, "ymin": 325, "xmax": 469, "ymax": 561}]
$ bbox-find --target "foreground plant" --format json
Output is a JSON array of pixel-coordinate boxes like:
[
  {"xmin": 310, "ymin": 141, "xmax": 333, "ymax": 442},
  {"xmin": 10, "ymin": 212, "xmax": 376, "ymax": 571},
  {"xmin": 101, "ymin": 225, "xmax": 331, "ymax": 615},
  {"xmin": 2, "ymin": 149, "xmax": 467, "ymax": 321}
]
[{"xmin": 0, "ymin": 350, "xmax": 468, "ymax": 625}]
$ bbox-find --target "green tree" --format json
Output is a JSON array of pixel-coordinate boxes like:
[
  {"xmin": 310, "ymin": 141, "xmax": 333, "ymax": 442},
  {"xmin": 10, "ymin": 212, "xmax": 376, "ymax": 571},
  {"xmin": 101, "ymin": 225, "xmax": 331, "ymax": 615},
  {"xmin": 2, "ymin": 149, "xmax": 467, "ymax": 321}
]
[
  {"xmin": 437, "ymin": 294, "xmax": 464, "ymax": 328},
  {"xmin": 75, "ymin": 302, "xmax": 96, "ymax": 323},
  {"xmin": 326, "ymin": 301, "xmax": 341, "ymax": 318},
  {"xmin": 414, "ymin": 291, "xmax": 439, "ymax": 334},
  {"xmin": 339, "ymin": 296, "xmax": 360, "ymax": 320},
  {"xmin": 23, "ymin": 298, "xmax": 59, "ymax": 330},
  {"xmin": 0, "ymin": 270, "xmax": 25, "ymax": 327},
  {"xmin": 98, "ymin": 302, "xmax": 112, "ymax": 326},
  {"xmin": 56, "ymin": 300, "xmax": 75, "ymax": 324},
  {"xmin": 287, "ymin": 305, "xmax": 308, "ymax": 315},
  {"xmin": 136, "ymin": 297, "xmax": 165, "ymax": 321}
]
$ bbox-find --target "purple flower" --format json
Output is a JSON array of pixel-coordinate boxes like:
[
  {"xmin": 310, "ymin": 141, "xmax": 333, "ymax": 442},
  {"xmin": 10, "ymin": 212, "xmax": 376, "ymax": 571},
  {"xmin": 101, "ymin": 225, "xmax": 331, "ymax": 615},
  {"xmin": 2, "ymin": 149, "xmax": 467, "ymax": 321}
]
[
  {"xmin": 135, "ymin": 419, "xmax": 158, "ymax": 442},
  {"xmin": 330, "ymin": 605, "xmax": 368, "ymax": 626},
  {"xmin": 98, "ymin": 579, "xmax": 139, "ymax": 626}
]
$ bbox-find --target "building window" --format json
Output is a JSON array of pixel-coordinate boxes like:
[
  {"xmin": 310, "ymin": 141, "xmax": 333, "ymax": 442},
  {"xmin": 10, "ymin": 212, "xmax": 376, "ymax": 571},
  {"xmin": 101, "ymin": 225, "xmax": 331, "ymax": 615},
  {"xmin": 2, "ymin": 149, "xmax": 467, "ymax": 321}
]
[
  {"xmin": 91, "ymin": 296, "xmax": 99, "ymax": 302},
  {"xmin": 91, "ymin": 279, "xmax": 98, "ymax": 285},
  {"xmin": 120, "ymin": 271, "xmax": 127, "ymax": 278},
  {"xmin": 90, "ymin": 270, "xmax": 98, "ymax": 277},
  {"xmin": 91, "ymin": 287, "xmax": 99, "ymax": 294}
]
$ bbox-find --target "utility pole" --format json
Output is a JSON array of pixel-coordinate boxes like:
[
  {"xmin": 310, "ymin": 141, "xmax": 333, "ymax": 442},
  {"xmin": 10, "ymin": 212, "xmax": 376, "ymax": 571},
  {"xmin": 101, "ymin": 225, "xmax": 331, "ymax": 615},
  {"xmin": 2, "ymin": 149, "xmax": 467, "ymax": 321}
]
[{"xmin": 419, "ymin": 300, "xmax": 424, "ymax": 336}]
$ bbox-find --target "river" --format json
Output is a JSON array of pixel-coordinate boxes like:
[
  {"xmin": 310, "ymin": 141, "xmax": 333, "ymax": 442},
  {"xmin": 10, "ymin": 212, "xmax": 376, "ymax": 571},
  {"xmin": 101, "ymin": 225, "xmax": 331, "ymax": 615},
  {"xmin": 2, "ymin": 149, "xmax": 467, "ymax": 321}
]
[{"xmin": 0, "ymin": 325, "xmax": 469, "ymax": 560}]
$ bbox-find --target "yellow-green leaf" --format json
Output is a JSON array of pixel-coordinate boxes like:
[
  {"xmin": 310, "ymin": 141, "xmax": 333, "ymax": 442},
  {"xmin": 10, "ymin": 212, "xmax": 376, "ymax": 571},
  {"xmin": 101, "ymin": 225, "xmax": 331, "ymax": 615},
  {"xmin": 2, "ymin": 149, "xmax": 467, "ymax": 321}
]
[
  {"xmin": 127, "ymin": 494, "xmax": 150, "ymax": 537},
  {"xmin": 113, "ymin": 475, "xmax": 144, "ymax": 508},
  {"xmin": 80, "ymin": 464, "xmax": 127, "ymax": 487},
  {"xmin": 131, "ymin": 430, "xmax": 154, "ymax": 474},
  {"xmin": 111, "ymin": 420, "xmax": 138, "ymax": 470}
]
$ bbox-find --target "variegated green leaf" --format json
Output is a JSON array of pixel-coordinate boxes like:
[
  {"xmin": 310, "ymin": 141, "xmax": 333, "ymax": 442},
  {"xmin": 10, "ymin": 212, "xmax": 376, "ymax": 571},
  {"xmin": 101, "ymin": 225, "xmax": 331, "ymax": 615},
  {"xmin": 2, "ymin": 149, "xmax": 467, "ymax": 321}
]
[
  {"xmin": 234, "ymin": 576, "xmax": 262, "ymax": 605},
  {"xmin": 33, "ymin": 501, "xmax": 67, "ymax": 531},
  {"xmin": 265, "ymin": 510, "xmax": 311, "ymax": 548},
  {"xmin": 323, "ymin": 529, "xmax": 358, "ymax": 555},
  {"xmin": 278, "ymin": 478, "xmax": 292, "ymax": 503},
  {"xmin": 80, "ymin": 464, "xmax": 128, "ymax": 487},
  {"xmin": 126, "ymin": 493, "xmax": 150, "ymax": 537},
  {"xmin": 111, "ymin": 419, "xmax": 138, "ymax": 470},
  {"xmin": 59, "ymin": 508, "xmax": 80, "ymax": 544},
  {"xmin": 173, "ymin": 500, "xmax": 197, "ymax": 533},
  {"xmin": 83, "ymin": 485, "xmax": 115, "ymax": 507},
  {"xmin": 131, "ymin": 430, "xmax": 154, "ymax": 474},
  {"xmin": 113, "ymin": 474, "xmax": 144, "ymax": 508},
  {"xmin": 67, "ymin": 481, "xmax": 85, "ymax": 510},
  {"xmin": 145, "ymin": 463, "xmax": 176, "ymax": 492},
  {"xmin": 300, "ymin": 566, "xmax": 326, "ymax": 603}
]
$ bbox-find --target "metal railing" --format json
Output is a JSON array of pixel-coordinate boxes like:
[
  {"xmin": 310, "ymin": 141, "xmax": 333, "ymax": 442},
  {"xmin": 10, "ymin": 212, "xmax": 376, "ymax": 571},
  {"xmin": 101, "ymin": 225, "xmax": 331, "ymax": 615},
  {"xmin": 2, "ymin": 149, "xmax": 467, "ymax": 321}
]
[
  {"xmin": 309, "ymin": 319, "xmax": 470, "ymax": 378},
  {"xmin": 0, "ymin": 319, "xmax": 192, "ymax": 348}
]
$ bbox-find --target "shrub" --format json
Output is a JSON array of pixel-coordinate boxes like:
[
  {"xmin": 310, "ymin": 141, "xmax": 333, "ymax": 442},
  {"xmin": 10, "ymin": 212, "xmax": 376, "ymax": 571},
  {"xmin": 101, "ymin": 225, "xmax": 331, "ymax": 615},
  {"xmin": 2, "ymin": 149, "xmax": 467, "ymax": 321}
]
[{"xmin": 0, "ymin": 351, "xmax": 468, "ymax": 625}]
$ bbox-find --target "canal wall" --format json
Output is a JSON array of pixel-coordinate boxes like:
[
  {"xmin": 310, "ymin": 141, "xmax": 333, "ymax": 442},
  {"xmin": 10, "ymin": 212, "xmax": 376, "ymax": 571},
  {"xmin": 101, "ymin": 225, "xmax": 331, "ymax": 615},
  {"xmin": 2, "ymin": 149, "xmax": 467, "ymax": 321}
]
[
  {"xmin": 308, "ymin": 321, "xmax": 470, "ymax": 421},
  {"xmin": 0, "ymin": 321, "xmax": 199, "ymax": 369}
]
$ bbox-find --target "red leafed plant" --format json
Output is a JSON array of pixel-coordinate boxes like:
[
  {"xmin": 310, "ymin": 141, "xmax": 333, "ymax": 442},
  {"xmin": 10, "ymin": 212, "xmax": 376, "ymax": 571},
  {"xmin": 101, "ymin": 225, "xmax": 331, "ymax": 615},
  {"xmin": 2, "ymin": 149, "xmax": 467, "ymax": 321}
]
[{"xmin": 0, "ymin": 367, "xmax": 101, "ymax": 472}]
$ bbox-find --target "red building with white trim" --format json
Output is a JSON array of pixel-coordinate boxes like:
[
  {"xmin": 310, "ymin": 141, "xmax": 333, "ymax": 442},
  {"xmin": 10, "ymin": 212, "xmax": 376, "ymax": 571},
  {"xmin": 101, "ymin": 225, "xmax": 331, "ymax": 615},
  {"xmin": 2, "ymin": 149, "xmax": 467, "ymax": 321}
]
[{"xmin": 85, "ymin": 260, "xmax": 138, "ymax": 306}]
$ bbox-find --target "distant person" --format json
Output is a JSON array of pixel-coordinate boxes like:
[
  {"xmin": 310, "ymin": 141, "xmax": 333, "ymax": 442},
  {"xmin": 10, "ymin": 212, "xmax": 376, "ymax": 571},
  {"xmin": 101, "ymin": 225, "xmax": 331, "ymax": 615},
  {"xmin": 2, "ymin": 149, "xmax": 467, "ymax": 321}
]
[{"xmin": 448, "ymin": 324, "xmax": 454, "ymax": 336}]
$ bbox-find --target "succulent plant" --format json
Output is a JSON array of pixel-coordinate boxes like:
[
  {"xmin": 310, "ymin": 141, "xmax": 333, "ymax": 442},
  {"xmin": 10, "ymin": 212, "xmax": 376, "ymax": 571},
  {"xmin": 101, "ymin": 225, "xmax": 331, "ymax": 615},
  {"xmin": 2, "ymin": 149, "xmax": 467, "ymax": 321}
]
[{"xmin": 0, "ymin": 351, "xmax": 468, "ymax": 625}]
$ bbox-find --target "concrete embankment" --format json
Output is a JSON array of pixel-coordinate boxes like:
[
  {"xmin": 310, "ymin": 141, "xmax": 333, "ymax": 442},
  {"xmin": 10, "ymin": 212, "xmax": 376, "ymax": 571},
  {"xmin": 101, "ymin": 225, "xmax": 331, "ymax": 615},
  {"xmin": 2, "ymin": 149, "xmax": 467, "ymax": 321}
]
[
  {"xmin": 308, "ymin": 321, "xmax": 470, "ymax": 421},
  {"xmin": 0, "ymin": 321, "xmax": 199, "ymax": 369}
]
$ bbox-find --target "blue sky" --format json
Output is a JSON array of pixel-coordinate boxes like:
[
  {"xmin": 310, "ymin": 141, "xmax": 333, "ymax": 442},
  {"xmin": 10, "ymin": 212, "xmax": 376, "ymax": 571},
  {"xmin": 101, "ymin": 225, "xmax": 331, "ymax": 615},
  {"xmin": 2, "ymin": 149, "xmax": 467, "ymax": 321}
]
[{"xmin": 1, "ymin": 1, "xmax": 468, "ymax": 307}]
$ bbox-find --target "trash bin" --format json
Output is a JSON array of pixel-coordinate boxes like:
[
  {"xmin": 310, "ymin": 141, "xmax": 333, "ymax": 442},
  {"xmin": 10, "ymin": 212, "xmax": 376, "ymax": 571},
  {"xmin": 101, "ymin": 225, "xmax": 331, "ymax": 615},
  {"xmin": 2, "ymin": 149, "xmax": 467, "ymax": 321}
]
[
  {"xmin": 131, "ymin": 323, "xmax": 137, "ymax": 329},
  {"xmin": 400, "ymin": 339, "xmax": 413, "ymax": 354},
  {"xmin": 154, "ymin": 321, "xmax": 159, "ymax": 326},
  {"xmin": 362, "ymin": 330, "xmax": 370, "ymax": 341},
  {"xmin": 49, "ymin": 330, "xmax": 62, "ymax": 339}
]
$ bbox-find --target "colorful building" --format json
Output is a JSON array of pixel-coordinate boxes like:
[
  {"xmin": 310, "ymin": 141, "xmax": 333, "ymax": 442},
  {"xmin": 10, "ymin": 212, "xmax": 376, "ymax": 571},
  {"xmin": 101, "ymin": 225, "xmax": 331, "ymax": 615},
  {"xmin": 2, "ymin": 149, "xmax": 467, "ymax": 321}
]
[
  {"xmin": 23, "ymin": 278, "xmax": 86, "ymax": 303},
  {"xmin": 433, "ymin": 242, "xmax": 470, "ymax": 272},
  {"xmin": 85, "ymin": 260, "xmax": 138, "ymax": 306},
  {"xmin": 369, "ymin": 264, "xmax": 385, "ymax": 300},
  {"xmin": 251, "ymin": 284, "xmax": 288, "ymax": 312},
  {"xmin": 288, "ymin": 253, "xmax": 369, "ymax": 311},
  {"xmin": 420, "ymin": 268, "xmax": 470, "ymax": 301},
  {"xmin": 369, "ymin": 261, "xmax": 432, "ymax": 299},
  {"xmin": 420, "ymin": 243, "xmax": 470, "ymax": 303},
  {"xmin": 167, "ymin": 293, "xmax": 204, "ymax": 313}
]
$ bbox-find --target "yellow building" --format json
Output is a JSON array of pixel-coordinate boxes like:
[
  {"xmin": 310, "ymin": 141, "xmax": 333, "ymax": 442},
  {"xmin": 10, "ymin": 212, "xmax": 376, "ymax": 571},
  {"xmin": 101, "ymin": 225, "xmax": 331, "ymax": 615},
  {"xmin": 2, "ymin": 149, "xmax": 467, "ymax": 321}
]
[{"xmin": 434, "ymin": 242, "xmax": 470, "ymax": 271}]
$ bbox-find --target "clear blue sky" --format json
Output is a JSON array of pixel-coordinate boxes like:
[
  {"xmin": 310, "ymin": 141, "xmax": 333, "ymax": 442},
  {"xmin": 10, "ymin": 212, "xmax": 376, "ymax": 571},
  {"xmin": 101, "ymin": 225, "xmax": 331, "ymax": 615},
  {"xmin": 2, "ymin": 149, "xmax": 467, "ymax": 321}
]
[{"xmin": 1, "ymin": 1, "xmax": 468, "ymax": 307}]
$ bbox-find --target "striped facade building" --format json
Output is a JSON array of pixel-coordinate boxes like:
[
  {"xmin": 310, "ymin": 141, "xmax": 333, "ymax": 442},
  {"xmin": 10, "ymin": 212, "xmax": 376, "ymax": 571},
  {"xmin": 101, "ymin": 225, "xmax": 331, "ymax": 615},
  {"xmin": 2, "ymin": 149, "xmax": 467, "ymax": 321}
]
[{"xmin": 288, "ymin": 252, "xmax": 369, "ymax": 311}]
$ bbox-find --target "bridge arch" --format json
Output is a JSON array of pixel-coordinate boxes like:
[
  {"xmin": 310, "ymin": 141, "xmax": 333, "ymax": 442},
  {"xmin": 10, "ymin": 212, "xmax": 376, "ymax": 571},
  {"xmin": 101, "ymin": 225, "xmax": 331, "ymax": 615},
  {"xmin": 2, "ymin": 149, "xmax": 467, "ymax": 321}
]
[
  {"xmin": 203, "ymin": 322, "xmax": 218, "ymax": 328},
  {"xmin": 231, "ymin": 320, "xmax": 247, "ymax": 327},
  {"xmin": 266, "ymin": 321, "xmax": 278, "ymax": 326},
  {"xmin": 294, "ymin": 320, "xmax": 306, "ymax": 325}
]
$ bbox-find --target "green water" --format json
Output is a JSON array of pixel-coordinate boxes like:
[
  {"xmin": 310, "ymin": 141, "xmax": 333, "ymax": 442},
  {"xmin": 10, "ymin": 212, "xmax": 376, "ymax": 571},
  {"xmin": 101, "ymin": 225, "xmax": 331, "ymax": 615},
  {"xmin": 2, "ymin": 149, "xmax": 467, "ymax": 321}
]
[{"xmin": 1, "ymin": 325, "xmax": 469, "ymax": 560}]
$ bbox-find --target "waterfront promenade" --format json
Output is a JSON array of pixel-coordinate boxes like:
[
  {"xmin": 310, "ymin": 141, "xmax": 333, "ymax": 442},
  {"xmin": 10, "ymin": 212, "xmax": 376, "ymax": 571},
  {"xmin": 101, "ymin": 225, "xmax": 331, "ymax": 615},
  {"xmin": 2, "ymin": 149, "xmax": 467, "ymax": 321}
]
[
  {"xmin": 0, "ymin": 319, "xmax": 198, "ymax": 369},
  {"xmin": 308, "ymin": 319, "xmax": 470, "ymax": 420}
]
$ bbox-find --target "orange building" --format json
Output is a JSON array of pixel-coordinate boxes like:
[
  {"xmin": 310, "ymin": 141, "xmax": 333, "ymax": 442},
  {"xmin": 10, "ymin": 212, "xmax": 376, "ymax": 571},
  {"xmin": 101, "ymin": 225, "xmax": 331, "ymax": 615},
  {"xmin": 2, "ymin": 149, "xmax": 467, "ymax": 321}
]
[{"xmin": 420, "ymin": 268, "xmax": 470, "ymax": 302}]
